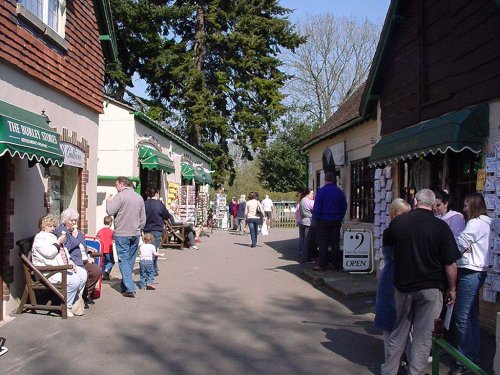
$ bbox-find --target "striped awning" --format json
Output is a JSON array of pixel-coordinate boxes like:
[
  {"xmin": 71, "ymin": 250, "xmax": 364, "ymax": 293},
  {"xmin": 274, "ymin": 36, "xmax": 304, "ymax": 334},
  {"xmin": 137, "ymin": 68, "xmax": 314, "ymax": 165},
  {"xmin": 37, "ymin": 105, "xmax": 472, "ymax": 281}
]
[{"xmin": 138, "ymin": 145, "xmax": 175, "ymax": 173}]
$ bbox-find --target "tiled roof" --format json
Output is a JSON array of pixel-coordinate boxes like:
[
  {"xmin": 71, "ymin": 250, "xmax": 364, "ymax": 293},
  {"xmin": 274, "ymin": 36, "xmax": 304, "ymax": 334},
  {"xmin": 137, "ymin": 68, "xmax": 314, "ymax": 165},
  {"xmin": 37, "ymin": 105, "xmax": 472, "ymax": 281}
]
[{"xmin": 304, "ymin": 83, "xmax": 366, "ymax": 147}]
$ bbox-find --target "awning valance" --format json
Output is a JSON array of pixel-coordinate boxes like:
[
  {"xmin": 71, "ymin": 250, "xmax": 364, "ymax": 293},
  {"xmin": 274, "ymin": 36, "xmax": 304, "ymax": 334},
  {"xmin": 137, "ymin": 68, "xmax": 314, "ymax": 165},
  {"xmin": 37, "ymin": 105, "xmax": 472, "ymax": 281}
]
[
  {"xmin": 0, "ymin": 100, "xmax": 64, "ymax": 166},
  {"xmin": 181, "ymin": 162, "xmax": 195, "ymax": 180},
  {"xmin": 138, "ymin": 145, "xmax": 174, "ymax": 173},
  {"xmin": 369, "ymin": 104, "xmax": 489, "ymax": 166}
]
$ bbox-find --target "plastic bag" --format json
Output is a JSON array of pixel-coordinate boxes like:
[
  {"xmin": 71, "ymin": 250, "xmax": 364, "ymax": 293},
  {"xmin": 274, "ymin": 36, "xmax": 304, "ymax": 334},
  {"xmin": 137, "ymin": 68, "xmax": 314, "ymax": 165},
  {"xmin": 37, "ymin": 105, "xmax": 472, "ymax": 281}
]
[{"xmin": 261, "ymin": 222, "xmax": 269, "ymax": 236}]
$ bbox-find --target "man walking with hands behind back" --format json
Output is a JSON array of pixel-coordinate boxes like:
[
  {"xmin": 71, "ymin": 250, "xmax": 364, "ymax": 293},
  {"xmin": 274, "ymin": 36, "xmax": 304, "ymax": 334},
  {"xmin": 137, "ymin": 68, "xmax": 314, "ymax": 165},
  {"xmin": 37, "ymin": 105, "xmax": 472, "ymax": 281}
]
[
  {"xmin": 106, "ymin": 177, "xmax": 146, "ymax": 298},
  {"xmin": 381, "ymin": 189, "xmax": 461, "ymax": 375}
]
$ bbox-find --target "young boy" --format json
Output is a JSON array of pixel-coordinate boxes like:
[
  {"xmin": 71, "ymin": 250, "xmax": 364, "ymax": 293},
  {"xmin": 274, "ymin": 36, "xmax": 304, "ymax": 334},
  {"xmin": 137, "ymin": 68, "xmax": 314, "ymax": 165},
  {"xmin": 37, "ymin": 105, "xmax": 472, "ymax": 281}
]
[
  {"xmin": 96, "ymin": 216, "xmax": 114, "ymax": 280},
  {"xmin": 139, "ymin": 233, "xmax": 163, "ymax": 290}
]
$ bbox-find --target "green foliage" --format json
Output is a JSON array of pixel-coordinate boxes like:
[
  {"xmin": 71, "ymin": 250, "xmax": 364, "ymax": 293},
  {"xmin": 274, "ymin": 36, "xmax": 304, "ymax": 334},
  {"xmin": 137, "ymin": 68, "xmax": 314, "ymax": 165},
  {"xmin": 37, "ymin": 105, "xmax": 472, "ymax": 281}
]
[
  {"xmin": 224, "ymin": 159, "xmax": 297, "ymax": 202},
  {"xmin": 257, "ymin": 114, "xmax": 312, "ymax": 192},
  {"xmin": 108, "ymin": 0, "xmax": 305, "ymax": 187}
]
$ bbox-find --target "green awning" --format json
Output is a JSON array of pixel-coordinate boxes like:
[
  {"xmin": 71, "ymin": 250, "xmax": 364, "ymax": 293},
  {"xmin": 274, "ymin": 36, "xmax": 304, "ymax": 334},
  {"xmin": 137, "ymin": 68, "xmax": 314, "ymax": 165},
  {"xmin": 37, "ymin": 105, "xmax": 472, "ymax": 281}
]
[
  {"xmin": 369, "ymin": 104, "xmax": 489, "ymax": 166},
  {"xmin": 138, "ymin": 145, "xmax": 175, "ymax": 173},
  {"xmin": 194, "ymin": 167, "xmax": 205, "ymax": 183},
  {"xmin": 181, "ymin": 162, "xmax": 195, "ymax": 180},
  {"xmin": 0, "ymin": 100, "xmax": 64, "ymax": 166},
  {"xmin": 196, "ymin": 169, "xmax": 213, "ymax": 185}
]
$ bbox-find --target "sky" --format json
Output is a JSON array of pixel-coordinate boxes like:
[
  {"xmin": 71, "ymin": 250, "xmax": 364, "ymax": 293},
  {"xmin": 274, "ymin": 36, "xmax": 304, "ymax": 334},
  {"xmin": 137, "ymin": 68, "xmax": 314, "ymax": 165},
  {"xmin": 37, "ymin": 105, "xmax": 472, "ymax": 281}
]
[
  {"xmin": 127, "ymin": 0, "xmax": 391, "ymax": 97},
  {"xmin": 281, "ymin": 0, "xmax": 390, "ymax": 23}
]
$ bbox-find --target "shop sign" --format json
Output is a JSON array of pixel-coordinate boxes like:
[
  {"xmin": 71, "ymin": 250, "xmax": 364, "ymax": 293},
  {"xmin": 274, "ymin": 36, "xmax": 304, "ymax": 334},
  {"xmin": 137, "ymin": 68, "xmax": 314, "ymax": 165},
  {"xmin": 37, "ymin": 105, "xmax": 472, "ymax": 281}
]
[
  {"xmin": 329, "ymin": 142, "xmax": 346, "ymax": 166},
  {"xmin": 60, "ymin": 142, "xmax": 85, "ymax": 168},
  {"xmin": 343, "ymin": 229, "xmax": 373, "ymax": 271}
]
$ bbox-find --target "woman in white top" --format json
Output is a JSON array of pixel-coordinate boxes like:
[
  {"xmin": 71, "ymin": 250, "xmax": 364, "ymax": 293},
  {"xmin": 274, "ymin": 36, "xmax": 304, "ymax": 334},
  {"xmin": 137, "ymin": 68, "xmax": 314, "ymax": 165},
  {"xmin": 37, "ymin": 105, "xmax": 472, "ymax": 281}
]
[
  {"xmin": 245, "ymin": 191, "xmax": 265, "ymax": 248},
  {"xmin": 453, "ymin": 193, "xmax": 492, "ymax": 371},
  {"xmin": 31, "ymin": 214, "xmax": 86, "ymax": 317}
]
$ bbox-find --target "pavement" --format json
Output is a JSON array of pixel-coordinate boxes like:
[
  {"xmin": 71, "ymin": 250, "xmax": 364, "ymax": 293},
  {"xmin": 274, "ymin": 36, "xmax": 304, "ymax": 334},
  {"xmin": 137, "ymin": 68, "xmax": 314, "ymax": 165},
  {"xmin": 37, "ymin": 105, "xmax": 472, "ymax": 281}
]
[{"xmin": 0, "ymin": 228, "xmax": 495, "ymax": 375}]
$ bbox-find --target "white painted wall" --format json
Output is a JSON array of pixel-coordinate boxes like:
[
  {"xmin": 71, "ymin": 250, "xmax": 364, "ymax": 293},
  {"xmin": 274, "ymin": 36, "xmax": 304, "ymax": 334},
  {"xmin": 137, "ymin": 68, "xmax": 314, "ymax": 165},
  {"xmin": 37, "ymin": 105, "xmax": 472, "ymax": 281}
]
[{"xmin": 307, "ymin": 118, "xmax": 378, "ymax": 230}]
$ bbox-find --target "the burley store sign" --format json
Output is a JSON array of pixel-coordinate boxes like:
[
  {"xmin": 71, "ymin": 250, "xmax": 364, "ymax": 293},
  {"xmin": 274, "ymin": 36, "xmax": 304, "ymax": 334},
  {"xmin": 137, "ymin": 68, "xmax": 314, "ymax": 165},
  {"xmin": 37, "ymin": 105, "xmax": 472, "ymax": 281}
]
[
  {"xmin": 60, "ymin": 142, "xmax": 85, "ymax": 168},
  {"xmin": 0, "ymin": 100, "xmax": 64, "ymax": 166}
]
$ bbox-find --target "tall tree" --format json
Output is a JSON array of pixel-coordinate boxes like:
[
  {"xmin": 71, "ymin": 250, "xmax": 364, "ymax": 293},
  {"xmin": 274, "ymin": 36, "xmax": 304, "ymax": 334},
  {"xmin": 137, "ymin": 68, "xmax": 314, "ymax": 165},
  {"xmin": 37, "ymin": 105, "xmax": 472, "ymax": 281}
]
[
  {"xmin": 109, "ymin": 0, "xmax": 305, "ymax": 186},
  {"xmin": 284, "ymin": 14, "xmax": 380, "ymax": 124},
  {"xmin": 257, "ymin": 113, "xmax": 311, "ymax": 192}
]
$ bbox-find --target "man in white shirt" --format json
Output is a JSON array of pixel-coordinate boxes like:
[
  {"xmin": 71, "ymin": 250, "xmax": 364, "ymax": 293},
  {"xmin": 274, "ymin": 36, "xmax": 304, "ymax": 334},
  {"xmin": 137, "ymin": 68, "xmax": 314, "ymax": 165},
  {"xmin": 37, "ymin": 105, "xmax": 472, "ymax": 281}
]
[{"xmin": 261, "ymin": 195, "xmax": 274, "ymax": 228}]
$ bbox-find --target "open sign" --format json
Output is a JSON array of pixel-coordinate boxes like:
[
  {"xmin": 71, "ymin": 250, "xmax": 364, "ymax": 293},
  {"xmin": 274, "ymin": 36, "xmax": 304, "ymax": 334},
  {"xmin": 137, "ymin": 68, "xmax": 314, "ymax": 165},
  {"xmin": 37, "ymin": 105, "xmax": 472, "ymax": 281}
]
[{"xmin": 343, "ymin": 229, "xmax": 373, "ymax": 272}]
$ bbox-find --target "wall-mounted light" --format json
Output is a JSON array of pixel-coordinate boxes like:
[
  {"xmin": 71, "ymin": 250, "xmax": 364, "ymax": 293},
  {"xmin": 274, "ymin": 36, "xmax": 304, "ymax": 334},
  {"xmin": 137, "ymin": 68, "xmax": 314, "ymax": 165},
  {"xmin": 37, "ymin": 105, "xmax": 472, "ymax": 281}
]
[{"xmin": 41, "ymin": 109, "xmax": 51, "ymax": 124}]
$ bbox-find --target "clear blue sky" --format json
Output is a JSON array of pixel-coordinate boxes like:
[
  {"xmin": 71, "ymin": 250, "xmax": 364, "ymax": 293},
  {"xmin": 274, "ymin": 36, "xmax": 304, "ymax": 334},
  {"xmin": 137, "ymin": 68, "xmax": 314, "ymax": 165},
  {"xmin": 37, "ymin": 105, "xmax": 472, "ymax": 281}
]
[
  {"xmin": 281, "ymin": 0, "xmax": 390, "ymax": 23},
  {"xmin": 127, "ymin": 0, "xmax": 391, "ymax": 97}
]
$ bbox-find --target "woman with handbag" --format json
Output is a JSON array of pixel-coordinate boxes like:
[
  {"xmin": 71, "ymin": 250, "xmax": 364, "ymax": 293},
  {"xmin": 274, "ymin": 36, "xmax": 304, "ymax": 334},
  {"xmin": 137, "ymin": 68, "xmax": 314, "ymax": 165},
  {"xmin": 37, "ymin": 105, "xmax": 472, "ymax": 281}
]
[
  {"xmin": 451, "ymin": 193, "xmax": 492, "ymax": 375},
  {"xmin": 245, "ymin": 191, "xmax": 265, "ymax": 248}
]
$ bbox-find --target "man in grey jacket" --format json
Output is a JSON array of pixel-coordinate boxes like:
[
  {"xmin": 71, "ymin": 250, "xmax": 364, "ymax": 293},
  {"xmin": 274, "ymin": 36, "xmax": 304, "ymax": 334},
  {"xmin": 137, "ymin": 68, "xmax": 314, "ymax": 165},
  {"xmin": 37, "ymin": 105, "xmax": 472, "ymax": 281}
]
[{"xmin": 106, "ymin": 177, "xmax": 145, "ymax": 297}]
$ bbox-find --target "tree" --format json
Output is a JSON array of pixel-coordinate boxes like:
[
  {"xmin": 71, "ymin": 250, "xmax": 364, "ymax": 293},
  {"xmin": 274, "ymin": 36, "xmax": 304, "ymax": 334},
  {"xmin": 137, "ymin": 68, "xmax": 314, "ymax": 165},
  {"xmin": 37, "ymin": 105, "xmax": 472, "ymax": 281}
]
[
  {"xmin": 257, "ymin": 114, "xmax": 312, "ymax": 192},
  {"xmin": 284, "ymin": 14, "xmax": 380, "ymax": 124},
  {"xmin": 109, "ymin": 0, "xmax": 305, "ymax": 186}
]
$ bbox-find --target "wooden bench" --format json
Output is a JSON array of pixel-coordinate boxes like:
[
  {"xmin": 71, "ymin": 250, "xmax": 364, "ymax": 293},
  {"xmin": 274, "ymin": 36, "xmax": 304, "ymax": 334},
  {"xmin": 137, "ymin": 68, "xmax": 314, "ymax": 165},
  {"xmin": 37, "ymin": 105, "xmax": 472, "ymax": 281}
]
[
  {"xmin": 160, "ymin": 221, "xmax": 185, "ymax": 250},
  {"xmin": 16, "ymin": 237, "xmax": 72, "ymax": 319}
]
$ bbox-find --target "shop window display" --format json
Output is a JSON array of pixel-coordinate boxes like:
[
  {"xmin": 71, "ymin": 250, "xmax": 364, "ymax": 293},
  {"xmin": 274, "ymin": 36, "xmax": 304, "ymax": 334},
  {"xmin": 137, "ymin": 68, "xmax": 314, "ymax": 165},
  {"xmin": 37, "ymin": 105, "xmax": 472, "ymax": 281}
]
[
  {"xmin": 350, "ymin": 158, "xmax": 374, "ymax": 223},
  {"xmin": 49, "ymin": 165, "xmax": 79, "ymax": 221}
]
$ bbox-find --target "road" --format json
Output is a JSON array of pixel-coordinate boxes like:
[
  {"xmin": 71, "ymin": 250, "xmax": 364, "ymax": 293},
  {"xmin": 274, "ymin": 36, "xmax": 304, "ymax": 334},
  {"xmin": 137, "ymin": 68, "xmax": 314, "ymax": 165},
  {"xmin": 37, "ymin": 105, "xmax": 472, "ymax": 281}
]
[{"xmin": 0, "ymin": 228, "xmax": 384, "ymax": 374}]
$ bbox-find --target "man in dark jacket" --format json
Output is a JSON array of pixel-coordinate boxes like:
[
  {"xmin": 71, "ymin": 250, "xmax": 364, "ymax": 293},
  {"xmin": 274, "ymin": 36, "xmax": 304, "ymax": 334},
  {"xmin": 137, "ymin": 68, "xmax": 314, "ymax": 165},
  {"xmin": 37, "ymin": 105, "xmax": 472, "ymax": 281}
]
[
  {"xmin": 144, "ymin": 187, "xmax": 172, "ymax": 276},
  {"xmin": 311, "ymin": 172, "xmax": 347, "ymax": 271}
]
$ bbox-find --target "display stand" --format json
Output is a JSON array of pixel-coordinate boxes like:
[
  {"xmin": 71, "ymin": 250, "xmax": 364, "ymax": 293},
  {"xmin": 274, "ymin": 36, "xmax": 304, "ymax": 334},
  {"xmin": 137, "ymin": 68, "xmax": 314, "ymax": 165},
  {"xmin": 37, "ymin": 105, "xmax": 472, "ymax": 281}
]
[
  {"xmin": 196, "ymin": 192, "xmax": 209, "ymax": 226},
  {"xmin": 179, "ymin": 185, "xmax": 196, "ymax": 224},
  {"xmin": 215, "ymin": 193, "xmax": 228, "ymax": 229}
]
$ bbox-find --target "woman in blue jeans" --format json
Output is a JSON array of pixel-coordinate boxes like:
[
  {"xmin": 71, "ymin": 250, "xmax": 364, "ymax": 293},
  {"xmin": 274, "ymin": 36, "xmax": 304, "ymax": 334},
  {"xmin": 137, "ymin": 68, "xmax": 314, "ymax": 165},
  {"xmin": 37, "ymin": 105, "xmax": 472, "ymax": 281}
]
[
  {"xmin": 245, "ymin": 191, "xmax": 265, "ymax": 248},
  {"xmin": 452, "ymin": 193, "xmax": 492, "ymax": 374}
]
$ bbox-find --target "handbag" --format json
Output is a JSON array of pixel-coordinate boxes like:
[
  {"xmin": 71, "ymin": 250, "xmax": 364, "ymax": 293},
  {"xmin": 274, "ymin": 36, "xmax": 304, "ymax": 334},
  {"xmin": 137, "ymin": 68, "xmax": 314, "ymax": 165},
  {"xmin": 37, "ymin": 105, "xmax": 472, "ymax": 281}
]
[{"xmin": 71, "ymin": 296, "xmax": 85, "ymax": 316}]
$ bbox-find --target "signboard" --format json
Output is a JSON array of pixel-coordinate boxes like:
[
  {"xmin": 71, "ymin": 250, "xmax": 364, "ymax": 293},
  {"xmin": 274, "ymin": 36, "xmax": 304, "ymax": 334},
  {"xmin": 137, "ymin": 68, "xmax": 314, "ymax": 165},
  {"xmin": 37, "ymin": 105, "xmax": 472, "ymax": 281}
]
[
  {"xmin": 60, "ymin": 142, "xmax": 85, "ymax": 168},
  {"xmin": 343, "ymin": 229, "xmax": 373, "ymax": 272},
  {"xmin": 329, "ymin": 141, "xmax": 346, "ymax": 166}
]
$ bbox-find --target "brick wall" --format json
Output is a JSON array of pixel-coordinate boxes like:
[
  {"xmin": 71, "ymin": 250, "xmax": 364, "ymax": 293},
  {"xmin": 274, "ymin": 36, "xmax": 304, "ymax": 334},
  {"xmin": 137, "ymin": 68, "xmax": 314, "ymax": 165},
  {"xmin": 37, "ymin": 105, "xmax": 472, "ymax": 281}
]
[{"xmin": 0, "ymin": 0, "xmax": 105, "ymax": 113}]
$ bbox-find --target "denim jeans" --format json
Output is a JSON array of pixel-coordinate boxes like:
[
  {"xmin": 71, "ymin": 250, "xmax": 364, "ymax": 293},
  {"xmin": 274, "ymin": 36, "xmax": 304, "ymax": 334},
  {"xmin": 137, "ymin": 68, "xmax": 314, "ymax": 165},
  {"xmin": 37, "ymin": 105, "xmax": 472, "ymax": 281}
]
[
  {"xmin": 247, "ymin": 218, "xmax": 260, "ymax": 247},
  {"xmin": 140, "ymin": 260, "xmax": 155, "ymax": 288},
  {"xmin": 115, "ymin": 235, "xmax": 140, "ymax": 293},
  {"xmin": 102, "ymin": 253, "xmax": 115, "ymax": 274},
  {"xmin": 298, "ymin": 224, "xmax": 305, "ymax": 258},
  {"xmin": 455, "ymin": 269, "xmax": 487, "ymax": 364},
  {"xmin": 315, "ymin": 220, "xmax": 342, "ymax": 269},
  {"xmin": 145, "ymin": 230, "xmax": 163, "ymax": 274}
]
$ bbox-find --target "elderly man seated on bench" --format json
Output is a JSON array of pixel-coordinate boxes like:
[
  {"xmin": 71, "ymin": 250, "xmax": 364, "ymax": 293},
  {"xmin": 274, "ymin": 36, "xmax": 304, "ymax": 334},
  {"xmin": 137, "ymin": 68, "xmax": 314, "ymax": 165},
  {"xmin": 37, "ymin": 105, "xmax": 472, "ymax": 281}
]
[
  {"xmin": 31, "ymin": 214, "xmax": 86, "ymax": 318},
  {"xmin": 169, "ymin": 202, "xmax": 200, "ymax": 250}
]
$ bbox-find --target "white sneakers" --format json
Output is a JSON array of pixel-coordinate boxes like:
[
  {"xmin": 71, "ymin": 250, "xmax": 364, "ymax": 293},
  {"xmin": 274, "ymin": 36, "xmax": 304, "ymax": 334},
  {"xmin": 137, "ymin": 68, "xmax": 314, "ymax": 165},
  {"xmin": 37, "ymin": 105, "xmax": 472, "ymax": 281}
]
[
  {"xmin": 191, "ymin": 245, "xmax": 199, "ymax": 250},
  {"xmin": 66, "ymin": 308, "xmax": 74, "ymax": 318}
]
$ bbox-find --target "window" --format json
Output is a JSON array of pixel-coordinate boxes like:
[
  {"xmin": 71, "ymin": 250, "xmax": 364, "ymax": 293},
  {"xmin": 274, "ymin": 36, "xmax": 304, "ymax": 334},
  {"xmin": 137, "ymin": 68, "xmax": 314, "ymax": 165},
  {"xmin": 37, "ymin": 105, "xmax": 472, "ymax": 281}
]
[
  {"xmin": 19, "ymin": 0, "xmax": 63, "ymax": 32},
  {"xmin": 350, "ymin": 158, "xmax": 374, "ymax": 223}
]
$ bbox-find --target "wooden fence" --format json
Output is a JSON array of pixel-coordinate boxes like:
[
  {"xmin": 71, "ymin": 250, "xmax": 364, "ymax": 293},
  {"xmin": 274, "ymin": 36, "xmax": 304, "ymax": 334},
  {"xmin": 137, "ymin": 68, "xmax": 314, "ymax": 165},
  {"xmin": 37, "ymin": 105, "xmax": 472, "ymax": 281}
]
[{"xmin": 271, "ymin": 201, "xmax": 297, "ymax": 228}]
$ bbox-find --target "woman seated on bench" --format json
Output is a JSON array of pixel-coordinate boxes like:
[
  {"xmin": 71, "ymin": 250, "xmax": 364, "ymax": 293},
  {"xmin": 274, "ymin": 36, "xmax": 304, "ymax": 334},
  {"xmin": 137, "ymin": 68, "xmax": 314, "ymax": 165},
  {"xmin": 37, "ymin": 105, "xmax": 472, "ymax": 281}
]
[
  {"xmin": 169, "ymin": 202, "xmax": 199, "ymax": 250},
  {"xmin": 31, "ymin": 214, "xmax": 86, "ymax": 318},
  {"xmin": 54, "ymin": 208, "xmax": 103, "ymax": 309}
]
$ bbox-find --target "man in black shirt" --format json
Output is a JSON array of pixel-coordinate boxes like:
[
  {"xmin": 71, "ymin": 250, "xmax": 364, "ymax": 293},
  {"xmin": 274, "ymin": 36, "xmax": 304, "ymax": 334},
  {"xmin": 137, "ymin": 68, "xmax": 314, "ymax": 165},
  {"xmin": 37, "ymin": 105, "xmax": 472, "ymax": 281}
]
[{"xmin": 381, "ymin": 189, "xmax": 461, "ymax": 375}]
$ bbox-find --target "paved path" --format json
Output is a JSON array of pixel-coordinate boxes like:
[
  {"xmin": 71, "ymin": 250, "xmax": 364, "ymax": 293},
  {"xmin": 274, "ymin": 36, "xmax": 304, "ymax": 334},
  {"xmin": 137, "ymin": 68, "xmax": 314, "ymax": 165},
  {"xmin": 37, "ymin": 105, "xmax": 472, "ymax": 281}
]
[{"xmin": 1, "ymin": 228, "xmax": 491, "ymax": 374}]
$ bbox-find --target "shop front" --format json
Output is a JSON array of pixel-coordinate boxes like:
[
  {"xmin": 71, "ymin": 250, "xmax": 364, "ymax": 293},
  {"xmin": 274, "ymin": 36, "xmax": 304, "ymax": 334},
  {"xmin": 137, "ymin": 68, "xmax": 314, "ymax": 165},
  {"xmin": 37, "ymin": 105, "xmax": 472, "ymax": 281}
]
[
  {"xmin": 369, "ymin": 104, "xmax": 489, "ymax": 207},
  {"xmin": 97, "ymin": 98, "xmax": 212, "ymax": 228}
]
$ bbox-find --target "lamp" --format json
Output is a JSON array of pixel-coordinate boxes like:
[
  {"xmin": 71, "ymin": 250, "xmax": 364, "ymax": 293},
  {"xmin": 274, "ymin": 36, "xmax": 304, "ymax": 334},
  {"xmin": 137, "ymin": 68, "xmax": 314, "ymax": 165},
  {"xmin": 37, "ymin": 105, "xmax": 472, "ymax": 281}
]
[{"xmin": 41, "ymin": 109, "xmax": 51, "ymax": 125}]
